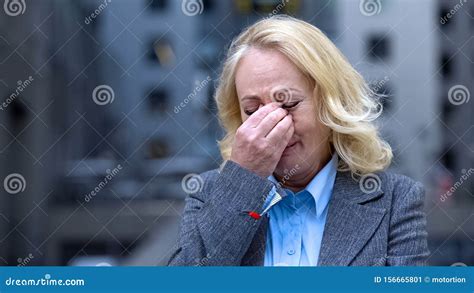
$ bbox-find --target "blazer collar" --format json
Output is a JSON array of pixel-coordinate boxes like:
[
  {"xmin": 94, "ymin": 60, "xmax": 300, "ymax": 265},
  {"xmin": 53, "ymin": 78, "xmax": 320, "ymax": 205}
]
[
  {"xmin": 243, "ymin": 170, "xmax": 386, "ymax": 266},
  {"xmin": 268, "ymin": 153, "xmax": 338, "ymax": 218},
  {"xmin": 317, "ymin": 171, "xmax": 386, "ymax": 266}
]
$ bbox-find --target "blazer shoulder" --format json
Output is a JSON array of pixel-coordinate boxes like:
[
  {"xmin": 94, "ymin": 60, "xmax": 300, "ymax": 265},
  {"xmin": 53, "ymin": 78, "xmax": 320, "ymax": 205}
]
[
  {"xmin": 379, "ymin": 171, "xmax": 424, "ymax": 196},
  {"xmin": 191, "ymin": 167, "xmax": 220, "ymax": 201},
  {"xmin": 199, "ymin": 168, "xmax": 220, "ymax": 183},
  {"xmin": 372, "ymin": 171, "xmax": 425, "ymax": 213}
]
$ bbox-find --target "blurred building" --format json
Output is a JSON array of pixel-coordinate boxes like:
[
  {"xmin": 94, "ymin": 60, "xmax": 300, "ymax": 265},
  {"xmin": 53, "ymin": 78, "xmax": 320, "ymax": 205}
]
[
  {"xmin": 0, "ymin": 0, "xmax": 472, "ymax": 266},
  {"xmin": 335, "ymin": 0, "xmax": 474, "ymax": 265},
  {"xmin": 430, "ymin": 0, "xmax": 474, "ymax": 265}
]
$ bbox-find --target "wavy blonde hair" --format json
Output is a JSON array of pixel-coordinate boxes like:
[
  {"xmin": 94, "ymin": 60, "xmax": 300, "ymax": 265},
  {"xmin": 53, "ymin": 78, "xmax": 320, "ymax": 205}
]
[{"xmin": 214, "ymin": 15, "xmax": 392, "ymax": 176}]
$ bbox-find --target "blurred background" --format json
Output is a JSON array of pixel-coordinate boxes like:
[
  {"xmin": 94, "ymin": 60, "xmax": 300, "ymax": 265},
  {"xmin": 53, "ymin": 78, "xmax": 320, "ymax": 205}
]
[{"xmin": 0, "ymin": 0, "xmax": 472, "ymax": 266}]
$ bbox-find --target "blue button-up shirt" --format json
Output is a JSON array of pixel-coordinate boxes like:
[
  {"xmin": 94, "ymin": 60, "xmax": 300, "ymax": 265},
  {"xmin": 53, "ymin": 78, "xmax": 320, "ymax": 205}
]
[{"xmin": 263, "ymin": 154, "xmax": 338, "ymax": 266}]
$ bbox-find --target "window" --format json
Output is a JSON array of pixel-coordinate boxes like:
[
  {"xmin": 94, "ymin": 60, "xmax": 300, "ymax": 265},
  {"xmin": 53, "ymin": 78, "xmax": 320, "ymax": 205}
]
[
  {"xmin": 148, "ymin": 88, "xmax": 169, "ymax": 112},
  {"xmin": 148, "ymin": 0, "xmax": 168, "ymax": 12},
  {"xmin": 367, "ymin": 34, "xmax": 391, "ymax": 61},
  {"xmin": 440, "ymin": 52, "xmax": 453, "ymax": 79},
  {"xmin": 148, "ymin": 138, "xmax": 169, "ymax": 159},
  {"xmin": 148, "ymin": 38, "xmax": 175, "ymax": 67}
]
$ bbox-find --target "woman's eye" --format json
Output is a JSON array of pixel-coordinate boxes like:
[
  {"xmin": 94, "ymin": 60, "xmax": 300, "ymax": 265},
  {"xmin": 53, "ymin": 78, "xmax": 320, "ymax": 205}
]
[
  {"xmin": 244, "ymin": 108, "xmax": 258, "ymax": 116},
  {"xmin": 282, "ymin": 101, "xmax": 300, "ymax": 109}
]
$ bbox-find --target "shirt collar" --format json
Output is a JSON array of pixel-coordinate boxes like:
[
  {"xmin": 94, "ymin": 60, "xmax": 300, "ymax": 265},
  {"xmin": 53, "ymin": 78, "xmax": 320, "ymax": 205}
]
[{"xmin": 268, "ymin": 153, "xmax": 338, "ymax": 217}]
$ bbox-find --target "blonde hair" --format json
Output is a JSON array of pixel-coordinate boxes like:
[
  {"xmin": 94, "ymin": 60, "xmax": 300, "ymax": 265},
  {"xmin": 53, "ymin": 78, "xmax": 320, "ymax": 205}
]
[{"xmin": 214, "ymin": 15, "xmax": 392, "ymax": 176}]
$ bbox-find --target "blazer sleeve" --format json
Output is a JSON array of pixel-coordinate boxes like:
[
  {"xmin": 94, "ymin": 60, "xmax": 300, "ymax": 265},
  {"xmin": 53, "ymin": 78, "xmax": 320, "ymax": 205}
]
[
  {"xmin": 386, "ymin": 178, "xmax": 430, "ymax": 265},
  {"xmin": 167, "ymin": 160, "xmax": 274, "ymax": 266}
]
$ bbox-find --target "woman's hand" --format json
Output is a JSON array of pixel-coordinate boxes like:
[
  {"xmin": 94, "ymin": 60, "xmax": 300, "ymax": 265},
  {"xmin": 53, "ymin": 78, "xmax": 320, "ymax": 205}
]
[{"xmin": 230, "ymin": 103, "xmax": 294, "ymax": 178}]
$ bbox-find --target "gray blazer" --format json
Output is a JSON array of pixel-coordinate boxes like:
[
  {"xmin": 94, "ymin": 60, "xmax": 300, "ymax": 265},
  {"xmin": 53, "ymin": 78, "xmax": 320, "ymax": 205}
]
[{"xmin": 168, "ymin": 160, "xmax": 429, "ymax": 266}]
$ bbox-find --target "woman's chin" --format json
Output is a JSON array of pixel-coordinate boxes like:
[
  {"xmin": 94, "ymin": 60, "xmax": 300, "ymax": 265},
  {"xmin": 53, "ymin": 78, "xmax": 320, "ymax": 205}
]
[
  {"xmin": 275, "ymin": 156, "xmax": 301, "ymax": 176},
  {"xmin": 281, "ymin": 141, "xmax": 298, "ymax": 157}
]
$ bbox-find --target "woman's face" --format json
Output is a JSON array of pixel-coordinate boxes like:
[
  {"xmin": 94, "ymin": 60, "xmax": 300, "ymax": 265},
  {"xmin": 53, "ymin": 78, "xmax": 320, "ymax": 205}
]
[{"xmin": 235, "ymin": 47, "xmax": 331, "ymax": 181}]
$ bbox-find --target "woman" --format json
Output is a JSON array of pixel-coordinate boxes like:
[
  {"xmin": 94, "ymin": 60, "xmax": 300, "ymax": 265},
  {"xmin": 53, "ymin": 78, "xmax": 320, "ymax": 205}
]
[{"xmin": 168, "ymin": 16, "xmax": 429, "ymax": 266}]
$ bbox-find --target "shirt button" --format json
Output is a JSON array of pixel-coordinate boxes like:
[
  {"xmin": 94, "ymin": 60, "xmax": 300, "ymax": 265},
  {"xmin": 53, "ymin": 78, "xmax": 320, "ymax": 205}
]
[{"xmin": 287, "ymin": 249, "xmax": 295, "ymax": 255}]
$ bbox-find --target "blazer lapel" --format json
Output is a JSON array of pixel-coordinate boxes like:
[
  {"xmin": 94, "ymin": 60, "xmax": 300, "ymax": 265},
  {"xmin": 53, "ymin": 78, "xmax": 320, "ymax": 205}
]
[
  {"xmin": 241, "ymin": 216, "xmax": 268, "ymax": 266},
  {"xmin": 318, "ymin": 171, "xmax": 386, "ymax": 266}
]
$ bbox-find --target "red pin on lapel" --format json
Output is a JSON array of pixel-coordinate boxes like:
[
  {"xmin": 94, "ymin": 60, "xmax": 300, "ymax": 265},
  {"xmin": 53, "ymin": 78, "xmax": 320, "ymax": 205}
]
[{"xmin": 248, "ymin": 211, "xmax": 261, "ymax": 220}]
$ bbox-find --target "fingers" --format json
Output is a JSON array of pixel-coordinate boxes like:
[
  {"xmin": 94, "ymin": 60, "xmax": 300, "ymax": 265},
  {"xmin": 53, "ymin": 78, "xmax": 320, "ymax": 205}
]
[
  {"xmin": 266, "ymin": 114, "xmax": 293, "ymax": 145},
  {"xmin": 243, "ymin": 103, "xmax": 279, "ymax": 128},
  {"xmin": 255, "ymin": 107, "xmax": 288, "ymax": 136},
  {"xmin": 283, "ymin": 121, "xmax": 294, "ymax": 144}
]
